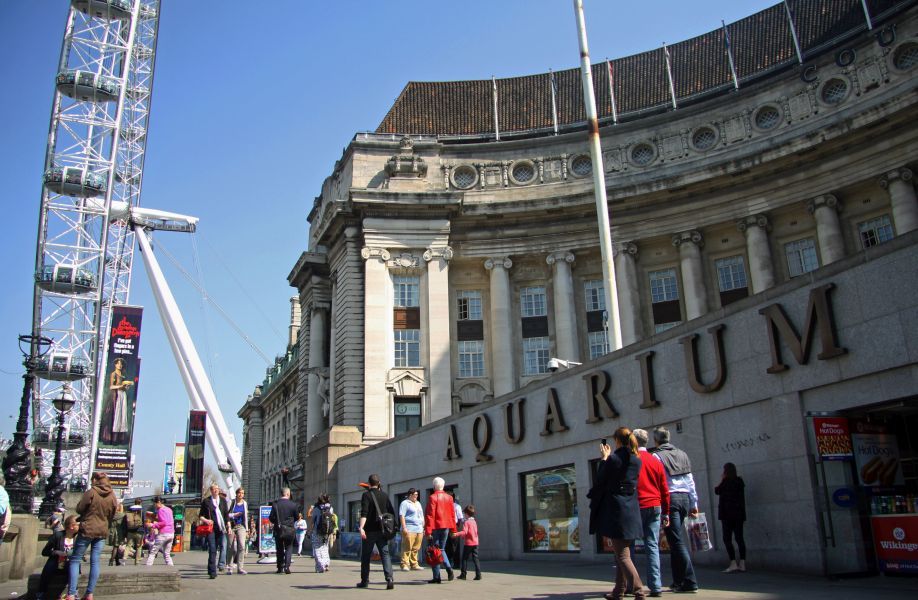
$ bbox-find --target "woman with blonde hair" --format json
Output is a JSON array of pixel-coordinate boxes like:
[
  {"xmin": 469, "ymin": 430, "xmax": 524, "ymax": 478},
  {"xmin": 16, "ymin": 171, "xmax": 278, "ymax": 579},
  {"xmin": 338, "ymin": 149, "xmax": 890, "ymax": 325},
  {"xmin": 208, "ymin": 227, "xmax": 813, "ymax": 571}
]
[{"xmin": 589, "ymin": 427, "xmax": 645, "ymax": 600}]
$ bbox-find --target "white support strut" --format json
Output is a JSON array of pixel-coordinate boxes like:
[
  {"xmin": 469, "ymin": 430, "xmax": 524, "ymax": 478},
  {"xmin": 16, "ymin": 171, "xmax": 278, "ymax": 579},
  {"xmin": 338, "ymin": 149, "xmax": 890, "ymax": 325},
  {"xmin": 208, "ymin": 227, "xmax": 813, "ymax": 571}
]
[{"xmin": 135, "ymin": 226, "xmax": 242, "ymax": 486}]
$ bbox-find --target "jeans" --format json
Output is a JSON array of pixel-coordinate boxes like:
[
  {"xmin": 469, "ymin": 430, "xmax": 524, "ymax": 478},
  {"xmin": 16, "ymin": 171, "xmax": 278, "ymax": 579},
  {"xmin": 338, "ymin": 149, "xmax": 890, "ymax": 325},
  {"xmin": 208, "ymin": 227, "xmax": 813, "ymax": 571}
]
[
  {"xmin": 639, "ymin": 506, "xmax": 662, "ymax": 593},
  {"xmin": 360, "ymin": 531, "xmax": 393, "ymax": 583},
  {"xmin": 429, "ymin": 528, "xmax": 452, "ymax": 580},
  {"xmin": 68, "ymin": 535, "xmax": 104, "ymax": 595},
  {"xmin": 228, "ymin": 525, "xmax": 248, "ymax": 571},
  {"xmin": 664, "ymin": 492, "xmax": 697, "ymax": 589},
  {"xmin": 206, "ymin": 530, "xmax": 225, "ymax": 577},
  {"xmin": 218, "ymin": 530, "xmax": 228, "ymax": 569},
  {"xmin": 400, "ymin": 532, "xmax": 423, "ymax": 569}
]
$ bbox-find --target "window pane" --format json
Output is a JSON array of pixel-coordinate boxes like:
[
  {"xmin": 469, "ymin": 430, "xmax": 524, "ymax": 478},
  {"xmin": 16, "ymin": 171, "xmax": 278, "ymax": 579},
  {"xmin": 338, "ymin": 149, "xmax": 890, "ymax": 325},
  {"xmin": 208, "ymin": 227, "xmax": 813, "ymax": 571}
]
[
  {"xmin": 588, "ymin": 330, "xmax": 609, "ymax": 360},
  {"xmin": 655, "ymin": 321, "xmax": 680, "ymax": 334},
  {"xmin": 393, "ymin": 276, "xmax": 420, "ymax": 307},
  {"xmin": 649, "ymin": 268, "xmax": 679, "ymax": 303},
  {"xmin": 522, "ymin": 465, "xmax": 579, "ymax": 552},
  {"xmin": 520, "ymin": 286, "xmax": 547, "ymax": 317},
  {"xmin": 395, "ymin": 400, "xmax": 422, "ymax": 436},
  {"xmin": 523, "ymin": 336, "xmax": 550, "ymax": 375},
  {"xmin": 584, "ymin": 279, "xmax": 605, "ymax": 311},
  {"xmin": 784, "ymin": 238, "xmax": 818, "ymax": 278},
  {"xmin": 458, "ymin": 340, "xmax": 484, "ymax": 378},
  {"xmin": 715, "ymin": 255, "xmax": 747, "ymax": 292},
  {"xmin": 858, "ymin": 215, "xmax": 894, "ymax": 249},
  {"xmin": 457, "ymin": 290, "xmax": 482, "ymax": 320},
  {"xmin": 394, "ymin": 329, "xmax": 421, "ymax": 367}
]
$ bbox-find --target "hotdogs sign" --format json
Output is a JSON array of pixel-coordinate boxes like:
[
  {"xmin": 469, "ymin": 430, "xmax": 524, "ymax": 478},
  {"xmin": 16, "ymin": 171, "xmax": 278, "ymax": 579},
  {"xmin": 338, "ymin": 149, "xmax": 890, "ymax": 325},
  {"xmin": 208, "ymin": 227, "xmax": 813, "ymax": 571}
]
[{"xmin": 446, "ymin": 283, "xmax": 847, "ymax": 462}]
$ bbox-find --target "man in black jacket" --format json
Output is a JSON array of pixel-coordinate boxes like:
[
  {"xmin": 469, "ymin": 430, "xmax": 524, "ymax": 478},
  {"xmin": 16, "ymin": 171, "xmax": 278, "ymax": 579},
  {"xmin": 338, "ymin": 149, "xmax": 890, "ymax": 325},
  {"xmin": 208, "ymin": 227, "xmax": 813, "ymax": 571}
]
[
  {"xmin": 357, "ymin": 474, "xmax": 395, "ymax": 590},
  {"xmin": 199, "ymin": 484, "xmax": 230, "ymax": 579},
  {"xmin": 269, "ymin": 487, "xmax": 298, "ymax": 574}
]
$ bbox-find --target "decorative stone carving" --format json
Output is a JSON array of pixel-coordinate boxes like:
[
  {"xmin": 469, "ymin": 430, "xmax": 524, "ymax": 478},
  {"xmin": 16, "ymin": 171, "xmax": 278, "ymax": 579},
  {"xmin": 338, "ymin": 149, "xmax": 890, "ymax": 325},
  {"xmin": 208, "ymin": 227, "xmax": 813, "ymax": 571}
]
[
  {"xmin": 361, "ymin": 247, "xmax": 391, "ymax": 261},
  {"xmin": 671, "ymin": 230, "xmax": 705, "ymax": 249},
  {"xmin": 879, "ymin": 167, "xmax": 913, "ymax": 188},
  {"xmin": 806, "ymin": 193, "xmax": 843, "ymax": 214},
  {"xmin": 737, "ymin": 214, "xmax": 771, "ymax": 233},
  {"xmin": 387, "ymin": 252, "xmax": 420, "ymax": 269},
  {"xmin": 423, "ymin": 246, "xmax": 454, "ymax": 262},
  {"xmin": 612, "ymin": 241, "xmax": 639, "ymax": 258},
  {"xmin": 545, "ymin": 251, "xmax": 575, "ymax": 266},
  {"xmin": 384, "ymin": 136, "xmax": 427, "ymax": 178},
  {"xmin": 386, "ymin": 369, "xmax": 427, "ymax": 397},
  {"xmin": 484, "ymin": 257, "xmax": 513, "ymax": 271}
]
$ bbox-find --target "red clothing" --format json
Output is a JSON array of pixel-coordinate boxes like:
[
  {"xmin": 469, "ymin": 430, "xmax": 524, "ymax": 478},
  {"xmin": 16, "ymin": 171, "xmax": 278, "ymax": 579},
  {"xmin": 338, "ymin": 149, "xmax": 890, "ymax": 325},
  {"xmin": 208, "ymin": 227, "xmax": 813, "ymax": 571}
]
[
  {"xmin": 637, "ymin": 448, "xmax": 670, "ymax": 514},
  {"xmin": 424, "ymin": 490, "xmax": 457, "ymax": 535},
  {"xmin": 455, "ymin": 516, "xmax": 479, "ymax": 546}
]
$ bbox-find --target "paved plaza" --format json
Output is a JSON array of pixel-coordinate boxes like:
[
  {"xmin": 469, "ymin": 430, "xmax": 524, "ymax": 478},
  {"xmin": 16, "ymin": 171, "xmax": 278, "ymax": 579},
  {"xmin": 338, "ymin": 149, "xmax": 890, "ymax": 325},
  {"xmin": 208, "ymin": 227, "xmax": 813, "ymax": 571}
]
[{"xmin": 3, "ymin": 549, "xmax": 917, "ymax": 599}]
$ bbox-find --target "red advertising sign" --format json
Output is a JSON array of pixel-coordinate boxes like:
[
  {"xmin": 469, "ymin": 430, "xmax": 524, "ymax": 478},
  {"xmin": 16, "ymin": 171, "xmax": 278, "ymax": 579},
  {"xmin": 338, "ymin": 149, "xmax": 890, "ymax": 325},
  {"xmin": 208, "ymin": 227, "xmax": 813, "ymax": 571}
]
[
  {"xmin": 813, "ymin": 417, "xmax": 853, "ymax": 460},
  {"xmin": 871, "ymin": 515, "xmax": 918, "ymax": 573}
]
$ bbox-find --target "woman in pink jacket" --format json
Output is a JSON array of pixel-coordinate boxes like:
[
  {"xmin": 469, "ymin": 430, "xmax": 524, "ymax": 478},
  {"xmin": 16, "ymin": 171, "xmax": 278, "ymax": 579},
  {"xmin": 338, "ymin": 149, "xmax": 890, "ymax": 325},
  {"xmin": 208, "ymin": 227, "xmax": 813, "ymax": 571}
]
[{"xmin": 145, "ymin": 496, "xmax": 175, "ymax": 566}]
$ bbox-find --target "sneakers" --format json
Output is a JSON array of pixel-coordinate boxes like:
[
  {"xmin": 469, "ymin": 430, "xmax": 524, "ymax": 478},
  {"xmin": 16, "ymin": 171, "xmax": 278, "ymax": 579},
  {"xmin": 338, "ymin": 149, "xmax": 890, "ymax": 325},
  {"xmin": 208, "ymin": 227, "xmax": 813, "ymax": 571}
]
[
  {"xmin": 446, "ymin": 568, "xmax": 455, "ymax": 581},
  {"xmin": 672, "ymin": 584, "xmax": 699, "ymax": 593},
  {"xmin": 401, "ymin": 566, "xmax": 410, "ymax": 571},
  {"xmin": 411, "ymin": 565, "xmax": 424, "ymax": 571},
  {"xmin": 237, "ymin": 569, "xmax": 248, "ymax": 575},
  {"xmin": 386, "ymin": 581, "xmax": 395, "ymax": 590},
  {"xmin": 356, "ymin": 581, "xmax": 369, "ymax": 588},
  {"xmin": 427, "ymin": 578, "xmax": 442, "ymax": 584}
]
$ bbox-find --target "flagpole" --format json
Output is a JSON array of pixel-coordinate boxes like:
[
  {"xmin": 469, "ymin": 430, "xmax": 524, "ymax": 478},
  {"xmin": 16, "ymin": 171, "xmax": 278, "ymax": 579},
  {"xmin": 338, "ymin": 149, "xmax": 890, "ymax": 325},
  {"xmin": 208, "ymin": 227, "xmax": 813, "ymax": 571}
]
[
  {"xmin": 860, "ymin": 0, "xmax": 873, "ymax": 30},
  {"xmin": 783, "ymin": 0, "xmax": 804, "ymax": 64},
  {"xmin": 606, "ymin": 59, "xmax": 618, "ymax": 124},
  {"xmin": 549, "ymin": 69, "xmax": 559, "ymax": 135},
  {"xmin": 663, "ymin": 42, "xmax": 678, "ymax": 109},
  {"xmin": 492, "ymin": 76, "xmax": 500, "ymax": 141},
  {"xmin": 722, "ymin": 20, "xmax": 740, "ymax": 90},
  {"xmin": 572, "ymin": 0, "xmax": 622, "ymax": 351}
]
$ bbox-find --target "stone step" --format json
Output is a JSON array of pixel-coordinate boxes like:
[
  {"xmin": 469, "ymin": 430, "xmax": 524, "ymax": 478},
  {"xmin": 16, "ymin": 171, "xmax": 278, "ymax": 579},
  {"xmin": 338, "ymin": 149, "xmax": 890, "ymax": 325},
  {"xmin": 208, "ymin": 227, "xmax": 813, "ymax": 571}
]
[{"xmin": 26, "ymin": 567, "xmax": 180, "ymax": 598}]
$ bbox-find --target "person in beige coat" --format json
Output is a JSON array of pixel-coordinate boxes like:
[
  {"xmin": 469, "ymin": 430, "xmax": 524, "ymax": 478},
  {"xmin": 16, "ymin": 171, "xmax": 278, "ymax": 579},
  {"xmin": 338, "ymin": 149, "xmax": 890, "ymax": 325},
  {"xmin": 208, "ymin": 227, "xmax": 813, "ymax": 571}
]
[{"xmin": 66, "ymin": 472, "xmax": 119, "ymax": 600}]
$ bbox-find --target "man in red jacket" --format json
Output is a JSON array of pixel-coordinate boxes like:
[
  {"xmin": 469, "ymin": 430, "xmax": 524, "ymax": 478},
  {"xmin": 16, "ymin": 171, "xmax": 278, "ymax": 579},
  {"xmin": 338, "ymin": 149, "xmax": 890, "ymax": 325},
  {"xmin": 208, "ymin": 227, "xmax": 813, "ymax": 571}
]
[
  {"xmin": 424, "ymin": 477, "xmax": 456, "ymax": 583},
  {"xmin": 634, "ymin": 429, "xmax": 670, "ymax": 598}
]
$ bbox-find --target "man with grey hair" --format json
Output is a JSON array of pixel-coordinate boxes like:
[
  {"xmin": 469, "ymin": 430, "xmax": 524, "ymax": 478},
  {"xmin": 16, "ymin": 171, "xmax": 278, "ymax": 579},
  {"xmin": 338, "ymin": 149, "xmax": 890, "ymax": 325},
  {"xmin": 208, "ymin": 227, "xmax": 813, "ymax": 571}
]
[
  {"xmin": 424, "ymin": 476, "xmax": 456, "ymax": 583},
  {"xmin": 633, "ymin": 429, "xmax": 669, "ymax": 597},
  {"xmin": 268, "ymin": 487, "xmax": 298, "ymax": 575},
  {"xmin": 652, "ymin": 427, "xmax": 699, "ymax": 593}
]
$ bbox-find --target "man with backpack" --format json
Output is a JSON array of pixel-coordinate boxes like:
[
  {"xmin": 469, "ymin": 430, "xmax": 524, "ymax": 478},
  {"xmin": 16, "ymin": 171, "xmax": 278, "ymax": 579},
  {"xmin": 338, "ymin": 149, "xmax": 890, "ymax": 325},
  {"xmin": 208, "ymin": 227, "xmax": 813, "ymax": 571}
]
[
  {"xmin": 124, "ymin": 499, "xmax": 145, "ymax": 564},
  {"xmin": 357, "ymin": 474, "xmax": 395, "ymax": 590},
  {"xmin": 310, "ymin": 494, "xmax": 335, "ymax": 573}
]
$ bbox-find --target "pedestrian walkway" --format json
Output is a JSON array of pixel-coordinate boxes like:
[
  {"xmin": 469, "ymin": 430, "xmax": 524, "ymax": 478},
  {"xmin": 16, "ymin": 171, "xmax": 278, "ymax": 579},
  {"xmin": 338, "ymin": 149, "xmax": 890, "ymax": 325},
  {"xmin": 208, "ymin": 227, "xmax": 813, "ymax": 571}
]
[{"xmin": 2, "ymin": 549, "xmax": 916, "ymax": 599}]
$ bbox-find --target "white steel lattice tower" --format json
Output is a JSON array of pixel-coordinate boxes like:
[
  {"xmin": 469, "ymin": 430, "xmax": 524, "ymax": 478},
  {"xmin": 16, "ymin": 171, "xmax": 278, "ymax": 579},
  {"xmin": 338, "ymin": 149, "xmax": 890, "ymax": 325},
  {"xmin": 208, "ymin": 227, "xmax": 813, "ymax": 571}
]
[{"xmin": 31, "ymin": 0, "xmax": 161, "ymax": 491}]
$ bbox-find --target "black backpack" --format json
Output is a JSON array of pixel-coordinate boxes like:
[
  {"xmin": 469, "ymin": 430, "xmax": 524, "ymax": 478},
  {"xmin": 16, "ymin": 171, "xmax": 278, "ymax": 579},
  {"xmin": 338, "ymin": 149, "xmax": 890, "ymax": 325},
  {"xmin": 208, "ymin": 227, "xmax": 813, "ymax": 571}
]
[
  {"xmin": 369, "ymin": 491, "xmax": 397, "ymax": 541},
  {"xmin": 317, "ymin": 507, "xmax": 335, "ymax": 537}
]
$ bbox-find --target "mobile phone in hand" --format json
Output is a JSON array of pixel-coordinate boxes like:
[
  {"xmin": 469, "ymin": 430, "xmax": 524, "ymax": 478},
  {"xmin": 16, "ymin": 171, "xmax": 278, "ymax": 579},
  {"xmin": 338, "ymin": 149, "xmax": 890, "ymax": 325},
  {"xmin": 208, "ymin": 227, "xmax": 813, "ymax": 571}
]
[{"xmin": 601, "ymin": 439, "xmax": 607, "ymax": 446}]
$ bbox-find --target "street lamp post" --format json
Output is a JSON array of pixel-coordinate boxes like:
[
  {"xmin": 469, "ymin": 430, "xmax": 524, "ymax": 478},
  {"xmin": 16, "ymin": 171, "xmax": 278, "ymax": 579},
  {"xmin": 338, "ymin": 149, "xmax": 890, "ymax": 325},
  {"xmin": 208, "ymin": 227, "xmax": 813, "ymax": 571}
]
[
  {"xmin": 38, "ymin": 385, "xmax": 75, "ymax": 519},
  {"xmin": 2, "ymin": 334, "xmax": 51, "ymax": 513}
]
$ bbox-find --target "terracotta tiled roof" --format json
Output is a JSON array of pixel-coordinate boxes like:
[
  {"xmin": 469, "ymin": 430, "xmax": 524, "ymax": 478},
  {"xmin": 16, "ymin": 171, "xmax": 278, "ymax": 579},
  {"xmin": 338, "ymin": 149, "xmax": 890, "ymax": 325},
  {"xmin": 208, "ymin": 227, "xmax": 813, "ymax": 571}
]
[{"xmin": 376, "ymin": 0, "xmax": 912, "ymax": 136}]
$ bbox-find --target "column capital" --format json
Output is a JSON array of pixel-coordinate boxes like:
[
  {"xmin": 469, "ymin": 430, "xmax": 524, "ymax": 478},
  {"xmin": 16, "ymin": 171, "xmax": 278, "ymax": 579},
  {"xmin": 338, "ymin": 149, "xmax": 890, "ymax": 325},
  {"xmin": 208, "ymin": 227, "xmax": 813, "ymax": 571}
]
[
  {"xmin": 484, "ymin": 256, "xmax": 513, "ymax": 270},
  {"xmin": 806, "ymin": 193, "xmax": 842, "ymax": 214},
  {"xmin": 671, "ymin": 230, "xmax": 704, "ymax": 249},
  {"xmin": 344, "ymin": 225, "xmax": 360, "ymax": 239},
  {"xmin": 879, "ymin": 167, "xmax": 913, "ymax": 189},
  {"xmin": 545, "ymin": 251, "xmax": 575, "ymax": 266},
  {"xmin": 612, "ymin": 241, "xmax": 639, "ymax": 258},
  {"xmin": 737, "ymin": 213, "xmax": 771, "ymax": 233},
  {"xmin": 360, "ymin": 246, "xmax": 390, "ymax": 262},
  {"xmin": 423, "ymin": 246, "xmax": 454, "ymax": 262}
]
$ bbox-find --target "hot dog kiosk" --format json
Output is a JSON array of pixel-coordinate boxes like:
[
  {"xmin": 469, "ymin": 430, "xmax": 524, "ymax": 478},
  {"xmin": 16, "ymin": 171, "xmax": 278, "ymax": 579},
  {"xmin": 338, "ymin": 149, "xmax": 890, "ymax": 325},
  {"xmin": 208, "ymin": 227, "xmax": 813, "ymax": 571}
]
[{"xmin": 810, "ymin": 402, "xmax": 918, "ymax": 576}]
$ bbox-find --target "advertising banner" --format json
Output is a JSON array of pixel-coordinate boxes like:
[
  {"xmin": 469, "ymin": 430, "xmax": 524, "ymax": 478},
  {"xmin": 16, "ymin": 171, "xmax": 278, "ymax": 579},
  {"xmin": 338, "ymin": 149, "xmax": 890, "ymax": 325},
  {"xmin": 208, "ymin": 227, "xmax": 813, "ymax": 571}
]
[
  {"xmin": 259, "ymin": 505, "xmax": 276, "ymax": 554},
  {"xmin": 852, "ymin": 433, "xmax": 904, "ymax": 488},
  {"xmin": 871, "ymin": 515, "xmax": 918, "ymax": 573},
  {"xmin": 94, "ymin": 305, "xmax": 143, "ymax": 488},
  {"xmin": 184, "ymin": 410, "xmax": 207, "ymax": 495},
  {"xmin": 813, "ymin": 417, "xmax": 854, "ymax": 460},
  {"xmin": 163, "ymin": 462, "xmax": 172, "ymax": 493},
  {"xmin": 172, "ymin": 443, "xmax": 185, "ymax": 493}
]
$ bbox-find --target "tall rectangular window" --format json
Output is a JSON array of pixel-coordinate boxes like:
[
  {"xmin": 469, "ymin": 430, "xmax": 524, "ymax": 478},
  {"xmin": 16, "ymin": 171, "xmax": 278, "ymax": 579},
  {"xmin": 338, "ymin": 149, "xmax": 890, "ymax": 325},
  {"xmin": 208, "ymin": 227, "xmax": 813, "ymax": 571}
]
[
  {"xmin": 457, "ymin": 290, "xmax": 482, "ymax": 320},
  {"xmin": 588, "ymin": 330, "xmax": 609, "ymax": 360},
  {"xmin": 715, "ymin": 255, "xmax": 749, "ymax": 306},
  {"xmin": 523, "ymin": 336, "xmax": 550, "ymax": 375},
  {"xmin": 858, "ymin": 215, "xmax": 894, "ymax": 248},
  {"xmin": 649, "ymin": 268, "xmax": 681, "ymax": 333},
  {"xmin": 458, "ymin": 340, "xmax": 484, "ymax": 377},
  {"xmin": 583, "ymin": 279, "xmax": 606, "ymax": 311},
  {"xmin": 393, "ymin": 276, "xmax": 420, "ymax": 307},
  {"xmin": 584, "ymin": 279, "xmax": 608, "ymax": 357},
  {"xmin": 394, "ymin": 398, "xmax": 421, "ymax": 436},
  {"xmin": 394, "ymin": 329, "xmax": 420, "ymax": 367},
  {"xmin": 784, "ymin": 238, "xmax": 819, "ymax": 277},
  {"xmin": 520, "ymin": 286, "xmax": 547, "ymax": 317}
]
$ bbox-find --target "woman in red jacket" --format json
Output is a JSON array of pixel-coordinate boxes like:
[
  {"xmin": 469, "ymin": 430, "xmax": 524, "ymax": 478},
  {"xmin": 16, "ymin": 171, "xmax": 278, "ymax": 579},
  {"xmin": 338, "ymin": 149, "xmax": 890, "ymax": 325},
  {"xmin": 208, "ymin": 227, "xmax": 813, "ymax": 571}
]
[{"xmin": 424, "ymin": 477, "xmax": 456, "ymax": 583}]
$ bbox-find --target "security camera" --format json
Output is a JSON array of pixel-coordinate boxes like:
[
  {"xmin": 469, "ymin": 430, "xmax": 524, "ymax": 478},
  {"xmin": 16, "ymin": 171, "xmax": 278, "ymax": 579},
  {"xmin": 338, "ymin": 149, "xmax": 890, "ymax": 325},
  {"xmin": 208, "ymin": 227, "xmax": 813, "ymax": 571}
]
[
  {"xmin": 548, "ymin": 357, "xmax": 582, "ymax": 372},
  {"xmin": 548, "ymin": 358, "xmax": 561, "ymax": 372}
]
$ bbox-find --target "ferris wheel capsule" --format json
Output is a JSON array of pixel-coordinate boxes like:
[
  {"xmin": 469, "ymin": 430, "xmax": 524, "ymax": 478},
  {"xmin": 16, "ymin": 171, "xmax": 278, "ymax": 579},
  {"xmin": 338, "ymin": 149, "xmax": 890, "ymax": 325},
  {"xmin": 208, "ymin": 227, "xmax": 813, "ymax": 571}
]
[
  {"xmin": 70, "ymin": 0, "xmax": 133, "ymax": 21},
  {"xmin": 34, "ymin": 426, "xmax": 88, "ymax": 450},
  {"xmin": 56, "ymin": 70, "xmax": 120, "ymax": 103},
  {"xmin": 34, "ymin": 353, "xmax": 90, "ymax": 382},
  {"xmin": 43, "ymin": 166, "xmax": 107, "ymax": 198},
  {"xmin": 35, "ymin": 264, "xmax": 98, "ymax": 295}
]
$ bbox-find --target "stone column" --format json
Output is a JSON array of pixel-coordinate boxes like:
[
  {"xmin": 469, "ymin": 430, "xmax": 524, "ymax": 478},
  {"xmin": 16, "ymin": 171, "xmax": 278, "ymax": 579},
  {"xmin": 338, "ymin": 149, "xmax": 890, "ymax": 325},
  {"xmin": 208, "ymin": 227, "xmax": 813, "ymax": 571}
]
[
  {"xmin": 424, "ymin": 246, "xmax": 453, "ymax": 422},
  {"xmin": 807, "ymin": 194, "xmax": 845, "ymax": 264},
  {"xmin": 613, "ymin": 242, "xmax": 644, "ymax": 346},
  {"xmin": 880, "ymin": 168, "xmax": 918, "ymax": 235},
  {"xmin": 737, "ymin": 214, "xmax": 775, "ymax": 294},
  {"xmin": 484, "ymin": 256, "xmax": 514, "ymax": 397},
  {"xmin": 361, "ymin": 247, "xmax": 392, "ymax": 440},
  {"xmin": 672, "ymin": 230, "xmax": 708, "ymax": 321},
  {"xmin": 546, "ymin": 251, "xmax": 579, "ymax": 362},
  {"xmin": 288, "ymin": 296, "xmax": 301, "ymax": 346},
  {"xmin": 306, "ymin": 301, "xmax": 328, "ymax": 444}
]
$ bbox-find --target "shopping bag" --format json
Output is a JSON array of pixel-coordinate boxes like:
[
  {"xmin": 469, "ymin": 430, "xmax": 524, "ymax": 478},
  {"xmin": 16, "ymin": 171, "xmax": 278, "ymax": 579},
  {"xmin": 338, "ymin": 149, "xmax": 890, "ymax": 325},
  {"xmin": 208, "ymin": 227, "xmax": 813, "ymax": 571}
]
[{"xmin": 684, "ymin": 512, "xmax": 713, "ymax": 552}]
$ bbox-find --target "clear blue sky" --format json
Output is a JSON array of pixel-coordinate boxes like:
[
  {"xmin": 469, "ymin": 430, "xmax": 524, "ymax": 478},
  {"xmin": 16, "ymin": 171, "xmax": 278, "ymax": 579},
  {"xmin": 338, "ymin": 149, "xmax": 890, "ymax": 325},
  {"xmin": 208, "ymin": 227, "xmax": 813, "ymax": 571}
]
[{"xmin": 0, "ymin": 1, "xmax": 776, "ymax": 494}]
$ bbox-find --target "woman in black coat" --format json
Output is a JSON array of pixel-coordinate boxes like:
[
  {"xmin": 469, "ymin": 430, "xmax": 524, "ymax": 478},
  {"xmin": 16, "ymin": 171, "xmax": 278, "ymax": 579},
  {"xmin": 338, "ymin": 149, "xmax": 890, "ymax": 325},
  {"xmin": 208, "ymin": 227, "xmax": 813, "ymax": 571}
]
[
  {"xmin": 589, "ymin": 427, "xmax": 645, "ymax": 600},
  {"xmin": 715, "ymin": 462, "xmax": 746, "ymax": 572},
  {"xmin": 36, "ymin": 515, "xmax": 79, "ymax": 600}
]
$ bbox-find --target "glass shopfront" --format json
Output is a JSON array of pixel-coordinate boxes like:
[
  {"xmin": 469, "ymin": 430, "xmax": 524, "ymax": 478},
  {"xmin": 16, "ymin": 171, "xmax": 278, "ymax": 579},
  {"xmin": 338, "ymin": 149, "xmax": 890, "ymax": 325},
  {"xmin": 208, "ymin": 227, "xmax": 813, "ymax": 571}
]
[{"xmin": 521, "ymin": 464, "xmax": 579, "ymax": 552}]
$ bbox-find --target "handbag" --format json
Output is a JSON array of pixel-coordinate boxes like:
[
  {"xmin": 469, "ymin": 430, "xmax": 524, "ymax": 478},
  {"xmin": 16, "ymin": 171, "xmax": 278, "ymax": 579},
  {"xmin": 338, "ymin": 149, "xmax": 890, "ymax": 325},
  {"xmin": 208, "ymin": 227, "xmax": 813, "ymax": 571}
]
[
  {"xmin": 195, "ymin": 522, "xmax": 213, "ymax": 537},
  {"xmin": 425, "ymin": 544, "xmax": 443, "ymax": 566},
  {"xmin": 368, "ymin": 491, "xmax": 397, "ymax": 541},
  {"xmin": 684, "ymin": 512, "xmax": 713, "ymax": 552}
]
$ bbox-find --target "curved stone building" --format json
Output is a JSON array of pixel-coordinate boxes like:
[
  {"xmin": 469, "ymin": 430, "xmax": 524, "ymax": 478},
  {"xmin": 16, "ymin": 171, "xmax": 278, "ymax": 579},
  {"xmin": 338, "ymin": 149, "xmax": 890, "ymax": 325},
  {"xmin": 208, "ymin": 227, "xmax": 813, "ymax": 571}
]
[{"xmin": 243, "ymin": 0, "xmax": 918, "ymax": 575}]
